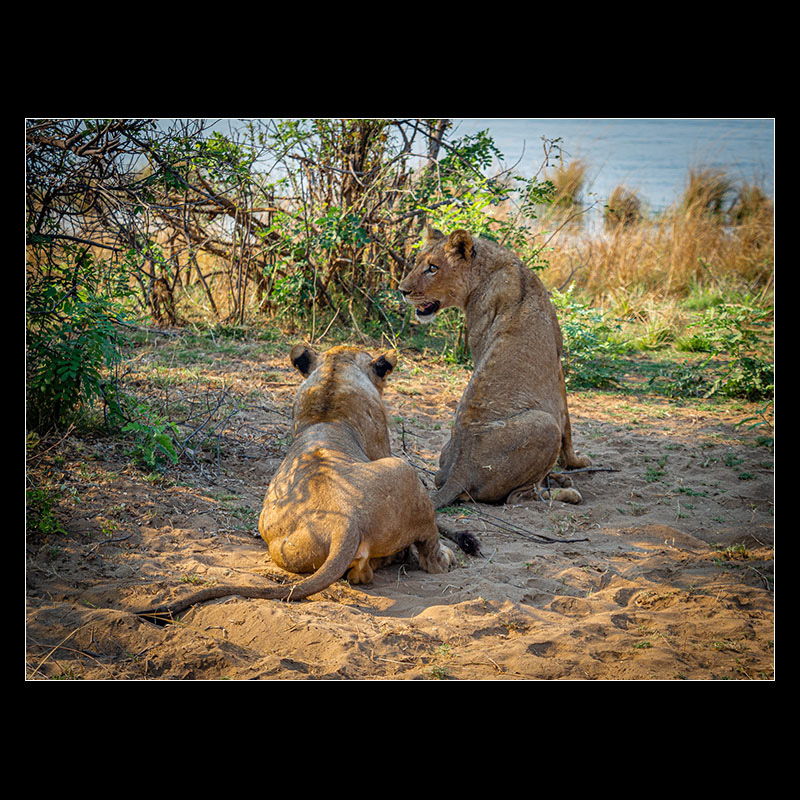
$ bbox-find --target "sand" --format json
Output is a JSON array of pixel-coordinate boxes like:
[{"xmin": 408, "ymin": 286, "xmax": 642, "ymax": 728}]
[{"xmin": 25, "ymin": 346, "xmax": 774, "ymax": 680}]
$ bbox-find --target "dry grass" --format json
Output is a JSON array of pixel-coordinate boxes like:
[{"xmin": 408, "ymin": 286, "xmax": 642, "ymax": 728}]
[
  {"xmin": 604, "ymin": 185, "xmax": 643, "ymax": 229},
  {"xmin": 126, "ymin": 161, "xmax": 773, "ymax": 337},
  {"xmin": 538, "ymin": 166, "xmax": 774, "ymax": 311},
  {"xmin": 545, "ymin": 157, "xmax": 590, "ymax": 209},
  {"xmin": 681, "ymin": 167, "xmax": 736, "ymax": 215}
]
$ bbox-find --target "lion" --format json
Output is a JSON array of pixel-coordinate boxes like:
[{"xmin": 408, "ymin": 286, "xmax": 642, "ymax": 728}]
[
  {"xmin": 398, "ymin": 227, "xmax": 591, "ymax": 510},
  {"xmin": 135, "ymin": 344, "xmax": 455, "ymax": 619}
]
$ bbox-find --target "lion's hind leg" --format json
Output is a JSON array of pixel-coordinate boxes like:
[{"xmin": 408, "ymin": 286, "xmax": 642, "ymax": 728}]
[
  {"xmin": 544, "ymin": 471, "xmax": 583, "ymax": 500},
  {"xmin": 345, "ymin": 539, "xmax": 375, "ymax": 585},
  {"xmin": 542, "ymin": 485, "xmax": 582, "ymax": 504},
  {"xmin": 507, "ymin": 480, "xmax": 583, "ymax": 505},
  {"xmin": 353, "ymin": 532, "xmax": 455, "ymax": 577},
  {"xmin": 369, "ymin": 548, "xmax": 411, "ymax": 570}
]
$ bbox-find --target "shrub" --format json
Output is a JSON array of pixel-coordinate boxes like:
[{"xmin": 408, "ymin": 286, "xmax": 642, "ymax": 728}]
[
  {"xmin": 547, "ymin": 158, "xmax": 589, "ymax": 210},
  {"xmin": 116, "ymin": 398, "xmax": 181, "ymax": 468},
  {"xmin": 653, "ymin": 303, "xmax": 773, "ymax": 400},
  {"xmin": 552, "ymin": 286, "xmax": 625, "ymax": 389},
  {"xmin": 26, "ymin": 248, "xmax": 132, "ymax": 431},
  {"xmin": 681, "ymin": 168, "xmax": 735, "ymax": 216}
]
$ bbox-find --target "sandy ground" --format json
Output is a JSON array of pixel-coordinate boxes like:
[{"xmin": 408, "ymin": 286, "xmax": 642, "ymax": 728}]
[{"xmin": 25, "ymin": 344, "xmax": 774, "ymax": 680}]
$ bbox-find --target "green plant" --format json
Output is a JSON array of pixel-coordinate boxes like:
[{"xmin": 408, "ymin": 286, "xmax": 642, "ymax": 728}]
[
  {"xmin": 653, "ymin": 303, "xmax": 773, "ymax": 400},
  {"xmin": 645, "ymin": 455, "xmax": 668, "ymax": 483},
  {"xmin": 551, "ymin": 286, "xmax": 625, "ymax": 389},
  {"xmin": 26, "ymin": 248, "xmax": 134, "ymax": 431},
  {"xmin": 116, "ymin": 398, "xmax": 181, "ymax": 468},
  {"xmin": 647, "ymin": 361, "xmax": 710, "ymax": 398},
  {"xmin": 26, "ymin": 486, "xmax": 66, "ymax": 536},
  {"xmin": 735, "ymin": 400, "xmax": 774, "ymax": 450}
]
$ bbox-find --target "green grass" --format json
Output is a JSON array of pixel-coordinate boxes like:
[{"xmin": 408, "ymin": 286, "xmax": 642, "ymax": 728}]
[{"xmin": 29, "ymin": 277, "xmax": 773, "ymax": 483}]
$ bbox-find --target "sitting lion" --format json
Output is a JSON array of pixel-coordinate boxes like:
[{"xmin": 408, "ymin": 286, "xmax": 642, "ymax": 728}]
[
  {"xmin": 136, "ymin": 344, "xmax": 454, "ymax": 619},
  {"xmin": 398, "ymin": 227, "xmax": 591, "ymax": 509}
]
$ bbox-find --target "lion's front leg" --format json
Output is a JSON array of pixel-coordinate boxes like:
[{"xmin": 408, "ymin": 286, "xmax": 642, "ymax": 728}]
[
  {"xmin": 557, "ymin": 363, "xmax": 591, "ymax": 470},
  {"xmin": 415, "ymin": 533, "xmax": 456, "ymax": 573}
]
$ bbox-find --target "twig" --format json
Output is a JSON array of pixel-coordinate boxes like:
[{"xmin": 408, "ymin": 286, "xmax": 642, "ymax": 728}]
[
  {"xmin": 392, "ymin": 449, "xmax": 436, "ymax": 476},
  {"xmin": 556, "ymin": 466, "xmax": 620, "ymax": 476},
  {"xmin": 311, "ymin": 306, "xmax": 341, "ymax": 345},
  {"xmin": 26, "ymin": 424, "xmax": 77, "ymax": 464},
  {"xmin": 464, "ymin": 506, "xmax": 589, "ymax": 544},
  {"xmin": 84, "ymin": 533, "xmax": 133, "ymax": 557},
  {"xmin": 28, "ymin": 625, "xmax": 87, "ymax": 679}
]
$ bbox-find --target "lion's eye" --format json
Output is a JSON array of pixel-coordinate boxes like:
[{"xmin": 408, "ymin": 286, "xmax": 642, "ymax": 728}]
[{"xmin": 426, "ymin": 264, "xmax": 438, "ymax": 274}]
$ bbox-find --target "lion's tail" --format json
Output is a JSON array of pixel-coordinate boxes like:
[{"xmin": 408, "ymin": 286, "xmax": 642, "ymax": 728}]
[
  {"xmin": 133, "ymin": 528, "xmax": 362, "ymax": 621},
  {"xmin": 431, "ymin": 475, "xmax": 469, "ymax": 511}
]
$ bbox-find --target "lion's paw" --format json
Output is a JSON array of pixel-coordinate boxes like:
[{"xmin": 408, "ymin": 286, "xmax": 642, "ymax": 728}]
[
  {"xmin": 439, "ymin": 543, "xmax": 456, "ymax": 570},
  {"xmin": 546, "ymin": 487, "xmax": 583, "ymax": 504},
  {"xmin": 419, "ymin": 542, "xmax": 456, "ymax": 574}
]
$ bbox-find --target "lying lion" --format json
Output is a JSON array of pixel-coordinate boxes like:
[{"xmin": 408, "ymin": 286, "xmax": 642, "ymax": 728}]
[
  {"xmin": 399, "ymin": 227, "xmax": 591, "ymax": 509},
  {"xmin": 136, "ymin": 344, "xmax": 454, "ymax": 619}
]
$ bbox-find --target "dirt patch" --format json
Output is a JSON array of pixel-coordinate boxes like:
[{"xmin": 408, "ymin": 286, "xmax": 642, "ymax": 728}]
[{"xmin": 26, "ymin": 346, "xmax": 774, "ymax": 680}]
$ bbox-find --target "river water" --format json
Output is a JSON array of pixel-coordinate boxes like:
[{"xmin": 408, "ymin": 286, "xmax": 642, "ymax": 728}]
[{"xmin": 451, "ymin": 118, "xmax": 774, "ymax": 213}]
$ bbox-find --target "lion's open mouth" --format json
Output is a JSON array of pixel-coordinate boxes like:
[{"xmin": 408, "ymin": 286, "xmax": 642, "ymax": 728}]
[{"xmin": 416, "ymin": 300, "xmax": 440, "ymax": 318}]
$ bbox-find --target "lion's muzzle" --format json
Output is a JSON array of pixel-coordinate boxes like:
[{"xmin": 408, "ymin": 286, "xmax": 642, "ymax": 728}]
[
  {"xmin": 414, "ymin": 299, "xmax": 440, "ymax": 321},
  {"xmin": 399, "ymin": 287, "xmax": 441, "ymax": 322}
]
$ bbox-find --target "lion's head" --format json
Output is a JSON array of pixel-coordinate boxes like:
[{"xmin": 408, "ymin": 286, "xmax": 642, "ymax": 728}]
[
  {"xmin": 290, "ymin": 344, "xmax": 397, "ymax": 396},
  {"xmin": 398, "ymin": 227, "xmax": 475, "ymax": 324},
  {"xmin": 289, "ymin": 344, "xmax": 398, "ymax": 460}
]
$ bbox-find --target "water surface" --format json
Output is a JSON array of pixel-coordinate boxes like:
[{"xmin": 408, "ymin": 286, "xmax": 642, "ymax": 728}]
[{"xmin": 451, "ymin": 118, "xmax": 774, "ymax": 212}]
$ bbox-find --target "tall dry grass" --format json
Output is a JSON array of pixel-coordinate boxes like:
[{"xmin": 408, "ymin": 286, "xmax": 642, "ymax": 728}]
[
  {"xmin": 604, "ymin": 186, "xmax": 643, "ymax": 229},
  {"xmin": 538, "ymin": 166, "xmax": 774, "ymax": 310},
  {"xmin": 545, "ymin": 157, "xmax": 590, "ymax": 209}
]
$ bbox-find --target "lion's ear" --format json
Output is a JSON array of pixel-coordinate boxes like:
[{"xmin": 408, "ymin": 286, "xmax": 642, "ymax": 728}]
[
  {"xmin": 422, "ymin": 225, "xmax": 445, "ymax": 246},
  {"xmin": 290, "ymin": 344, "xmax": 318, "ymax": 377},
  {"xmin": 446, "ymin": 229, "xmax": 474, "ymax": 262},
  {"xmin": 370, "ymin": 350, "xmax": 398, "ymax": 382}
]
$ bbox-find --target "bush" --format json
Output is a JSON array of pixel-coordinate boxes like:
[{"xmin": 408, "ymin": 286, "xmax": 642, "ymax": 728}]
[
  {"xmin": 653, "ymin": 303, "xmax": 773, "ymax": 401},
  {"xmin": 604, "ymin": 185, "xmax": 643, "ymax": 229},
  {"xmin": 26, "ymin": 248, "xmax": 132, "ymax": 431},
  {"xmin": 551, "ymin": 286, "xmax": 625, "ymax": 389}
]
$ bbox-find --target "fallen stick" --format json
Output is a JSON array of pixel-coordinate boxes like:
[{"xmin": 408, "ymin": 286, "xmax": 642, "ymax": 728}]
[
  {"xmin": 555, "ymin": 466, "xmax": 620, "ymax": 475},
  {"xmin": 463, "ymin": 506, "xmax": 590, "ymax": 545}
]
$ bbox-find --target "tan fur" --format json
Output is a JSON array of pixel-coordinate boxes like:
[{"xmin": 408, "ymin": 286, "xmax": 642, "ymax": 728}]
[
  {"xmin": 136, "ymin": 345, "xmax": 453, "ymax": 619},
  {"xmin": 398, "ymin": 227, "xmax": 591, "ymax": 509},
  {"xmin": 261, "ymin": 344, "xmax": 454, "ymax": 586}
]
